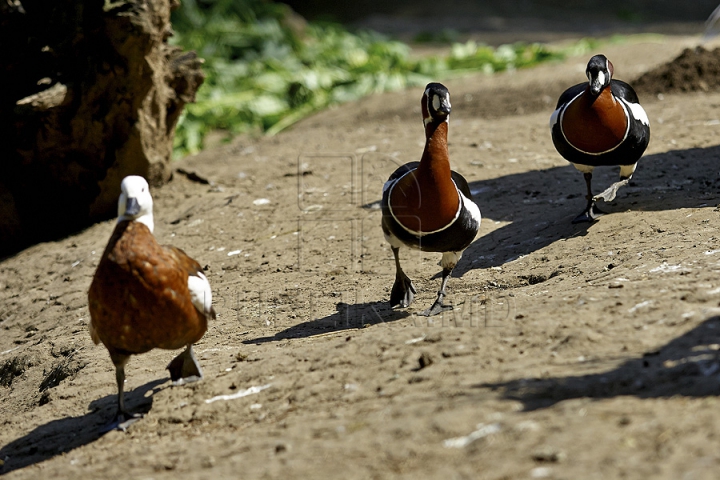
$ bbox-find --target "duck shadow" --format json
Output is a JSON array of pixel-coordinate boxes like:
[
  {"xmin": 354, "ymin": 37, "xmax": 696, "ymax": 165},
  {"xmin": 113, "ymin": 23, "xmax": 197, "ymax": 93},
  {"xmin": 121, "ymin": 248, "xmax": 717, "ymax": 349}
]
[
  {"xmin": 479, "ymin": 316, "xmax": 720, "ymax": 411},
  {"xmin": 454, "ymin": 144, "xmax": 720, "ymax": 276},
  {"xmin": 245, "ymin": 301, "xmax": 410, "ymax": 344},
  {"xmin": 0, "ymin": 378, "xmax": 166, "ymax": 475}
]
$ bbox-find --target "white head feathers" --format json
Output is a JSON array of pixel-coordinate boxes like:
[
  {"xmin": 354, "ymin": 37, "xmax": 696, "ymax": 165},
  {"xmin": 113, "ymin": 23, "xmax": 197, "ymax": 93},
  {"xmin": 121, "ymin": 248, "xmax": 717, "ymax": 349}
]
[{"xmin": 118, "ymin": 175, "xmax": 154, "ymax": 232}]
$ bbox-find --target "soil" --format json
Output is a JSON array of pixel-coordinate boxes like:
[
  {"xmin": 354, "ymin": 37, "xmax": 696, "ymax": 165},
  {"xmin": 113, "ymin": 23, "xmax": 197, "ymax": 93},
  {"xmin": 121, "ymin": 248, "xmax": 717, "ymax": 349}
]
[
  {"xmin": 4, "ymin": 34, "xmax": 720, "ymax": 479},
  {"xmin": 635, "ymin": 46, "xmax": 720, "ymax": 94}
]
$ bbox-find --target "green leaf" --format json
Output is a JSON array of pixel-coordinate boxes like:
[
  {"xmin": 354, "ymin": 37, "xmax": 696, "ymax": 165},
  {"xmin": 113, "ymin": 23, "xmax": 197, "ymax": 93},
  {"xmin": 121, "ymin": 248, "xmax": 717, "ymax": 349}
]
[{"xmin": 170, "ymin": 0, "xmax": 601, "ymax": 158}]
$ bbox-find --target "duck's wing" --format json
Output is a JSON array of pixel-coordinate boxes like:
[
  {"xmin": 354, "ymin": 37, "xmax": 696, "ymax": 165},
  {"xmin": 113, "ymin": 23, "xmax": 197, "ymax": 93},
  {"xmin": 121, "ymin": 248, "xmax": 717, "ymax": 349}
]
[
  {"xmin": 386, "ymin": 162, "xmax": 420, "ymax": 183},
  {"xmin": 555, "ymin": 82, "xmax": 586, "ymax": 109},
  {"xmin": 610, "ymin": 80, "xmax": 640, "ymax": 104},
  {"xmin": 451, "ymin": 171, "xmax": 472, "ymax": 201},
  {"xmin": 164, "ymin": 245, "xmax": 216, "ymax": 320}
]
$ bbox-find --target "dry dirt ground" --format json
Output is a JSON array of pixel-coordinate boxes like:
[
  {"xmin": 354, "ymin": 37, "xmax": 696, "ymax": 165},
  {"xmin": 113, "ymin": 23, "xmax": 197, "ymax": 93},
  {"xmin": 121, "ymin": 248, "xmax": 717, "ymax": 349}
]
[{"xmin": 3, "ymin": 35, "xmax": 720, "ymax": 479}]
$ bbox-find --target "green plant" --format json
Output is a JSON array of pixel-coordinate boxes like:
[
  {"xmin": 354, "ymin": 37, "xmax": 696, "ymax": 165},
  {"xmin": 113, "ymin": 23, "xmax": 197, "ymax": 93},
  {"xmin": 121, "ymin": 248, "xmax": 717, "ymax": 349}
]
[{"xmin": 170, "ymin": 0, "xmax": 590, "ymax": 158}]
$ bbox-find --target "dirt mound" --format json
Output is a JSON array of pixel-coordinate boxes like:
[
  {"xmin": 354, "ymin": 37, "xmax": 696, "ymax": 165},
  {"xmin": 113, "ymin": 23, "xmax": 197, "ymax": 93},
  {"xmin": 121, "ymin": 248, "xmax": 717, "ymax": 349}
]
[{"xmin": 633, "ymin": 46, "xmax": 720, "ymax": 95}]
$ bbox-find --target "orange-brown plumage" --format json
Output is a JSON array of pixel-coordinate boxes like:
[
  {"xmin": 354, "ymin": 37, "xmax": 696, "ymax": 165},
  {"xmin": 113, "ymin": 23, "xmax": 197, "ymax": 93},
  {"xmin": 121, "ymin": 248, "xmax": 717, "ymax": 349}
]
[
  {"xmin": 561, "ymin": 86, "xmax": 628, "ymax": 153},
  {"xmin": 550, "ymin": 54, "xmax": 650, "ymax": 223},
  {"xmin": 88, "ymin": 221, "xmax": 208, "ymax": 356},
  {"xmin": 87, "ymin": 175, "xmax": 214, "ymax": 431},
  {"xmin": 382, "ymin": 82, "xmax": 482, "ymax": 316}
]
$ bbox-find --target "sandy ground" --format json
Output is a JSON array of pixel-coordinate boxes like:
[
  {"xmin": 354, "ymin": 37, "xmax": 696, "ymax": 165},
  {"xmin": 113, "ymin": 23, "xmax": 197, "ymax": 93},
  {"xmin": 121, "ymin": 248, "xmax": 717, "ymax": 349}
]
[{"xmin": 3, "ymin": 35, "xmax": 720, "ymax": 479}]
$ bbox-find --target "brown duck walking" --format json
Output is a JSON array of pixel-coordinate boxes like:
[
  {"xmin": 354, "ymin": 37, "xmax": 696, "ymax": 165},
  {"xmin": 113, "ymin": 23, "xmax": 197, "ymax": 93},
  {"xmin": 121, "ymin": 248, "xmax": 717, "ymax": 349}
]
[
  {"xmin": 381, "ymin": 83, "xmax": 481, "ymax": 316},
  {"xmin": 550, "ymin": 54, "xmax": 650, "ymax": 223},
  {"xmin": 88, "ymin": 175, "xmax": 215, "ymax": 431}
]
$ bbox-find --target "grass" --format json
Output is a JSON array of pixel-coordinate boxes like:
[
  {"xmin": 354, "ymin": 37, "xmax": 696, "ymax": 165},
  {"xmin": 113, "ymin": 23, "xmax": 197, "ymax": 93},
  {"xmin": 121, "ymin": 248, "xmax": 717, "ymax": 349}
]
[{"xmin": 170, "ymin": 0, "xmax": 602, "ymax": 158}]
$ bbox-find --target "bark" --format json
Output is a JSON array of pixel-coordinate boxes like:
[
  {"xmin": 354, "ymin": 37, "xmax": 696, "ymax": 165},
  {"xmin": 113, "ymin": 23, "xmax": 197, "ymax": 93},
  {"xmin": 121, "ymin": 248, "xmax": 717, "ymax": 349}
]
[{"xmin": 0, "ymin": 0, "xmax": 204, "ymax": 256}]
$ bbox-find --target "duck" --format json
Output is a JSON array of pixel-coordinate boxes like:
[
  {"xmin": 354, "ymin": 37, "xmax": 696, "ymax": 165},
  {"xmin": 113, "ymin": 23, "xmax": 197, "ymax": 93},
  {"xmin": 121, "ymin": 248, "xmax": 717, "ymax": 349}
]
[
  {"xmin": 88, "ymin": 175, "xmax": 215, "ymax": 431},
  {"xmin": 550, "ymin": 54, "xmax": 650, "ymax": 223},
  {"xmin": 381, "ymin": 82, "xmax": 481, "ymax": 317}
]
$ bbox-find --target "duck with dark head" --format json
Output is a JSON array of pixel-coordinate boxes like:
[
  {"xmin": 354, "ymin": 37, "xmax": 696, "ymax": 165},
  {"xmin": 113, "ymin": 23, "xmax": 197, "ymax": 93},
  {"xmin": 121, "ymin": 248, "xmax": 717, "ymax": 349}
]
[
  {"xmin": 381, "ymin": 82, "xmax": 481, "ymax": 316},
  {"xmin": 550, "ymin": 54, "xmax": 650, "ymax": 223}
]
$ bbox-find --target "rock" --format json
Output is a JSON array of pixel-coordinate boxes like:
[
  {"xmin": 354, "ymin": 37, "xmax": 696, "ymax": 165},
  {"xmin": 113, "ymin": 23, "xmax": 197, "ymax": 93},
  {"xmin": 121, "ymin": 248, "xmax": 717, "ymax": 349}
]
[
  {"xmin": 0, "ymin": 355, "xmax": 35, "ymax": 387},
  {"xmin": 531, "ymin": 446, "xmax": 566, "ymax": 463},
  {"xmin": 418, "ymin": 352, "xmax": 434, "ymax": 370}
]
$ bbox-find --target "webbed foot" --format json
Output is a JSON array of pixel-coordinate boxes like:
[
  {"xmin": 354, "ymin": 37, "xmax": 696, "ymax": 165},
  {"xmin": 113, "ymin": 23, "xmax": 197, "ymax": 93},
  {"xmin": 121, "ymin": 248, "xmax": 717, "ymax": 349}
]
[
  {"xmin": 593, "ymin": 177, "xmax": 631, "ymax": 203},
  {"xmin": 167, "ymin": 345, "xmax": 204, "ymax": 385},
  {"xmin": 390, "ymin": 272, "xmax": 416, "ymax": 309},
  {"xmin": 418, "ymin": 291, "xmax": 453, "ymax": 317},
  {"xmin": 100, "ymin": 409, "xmax": 143, "ymax": 433},
  {"xmin": 419, "ymin": 299, "xmax": 453, "ymax": 317},
  {"xmin": 572, "ymin": 203, "xmax": 606, "ymax": 223}
]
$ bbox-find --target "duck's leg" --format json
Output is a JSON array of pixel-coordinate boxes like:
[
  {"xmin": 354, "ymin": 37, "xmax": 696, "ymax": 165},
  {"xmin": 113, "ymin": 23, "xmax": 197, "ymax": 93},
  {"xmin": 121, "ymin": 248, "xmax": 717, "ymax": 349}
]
[
  {"xmin": 167, "ymin": 344, "xmax": 204, "ymax": 385},
  {"xmin": 593, "ymin": 164, "xmax": 636, "ymax": 203},
  {"xmin": 101, "ymin": 355, "xmax": 142, "ymax": 432},
  {"xmin": 390, "ymin": 246, "xmax": 416, "ymax": 308},
  {"xmin": 419, "ymin": 267, "xmax": 454, "ymax": 316},
  {"xmin": 573, "ymin": 172, "xmax": 605, "ymax": 223}
]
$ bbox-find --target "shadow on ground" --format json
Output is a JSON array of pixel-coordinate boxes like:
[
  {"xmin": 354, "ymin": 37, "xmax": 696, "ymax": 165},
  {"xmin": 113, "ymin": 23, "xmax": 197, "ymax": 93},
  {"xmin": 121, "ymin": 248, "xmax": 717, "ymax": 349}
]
[
  {"xmin": 455, "ymin": 144, "xmax": 720, "ymax": 275},
  {"xmin": 245, "ymin": 301, "xmax": 411, "ymax": 344},
  {"xmin": 480, "ymin": 315, "xmax": 720, "ymax": 410},
  {"xmin": 246, "ymin": 144, "xmax": 720, "ymax": 343},
  {"xmin": 0, "ymin": 378, "xmax": 167, "ymax": 475}
]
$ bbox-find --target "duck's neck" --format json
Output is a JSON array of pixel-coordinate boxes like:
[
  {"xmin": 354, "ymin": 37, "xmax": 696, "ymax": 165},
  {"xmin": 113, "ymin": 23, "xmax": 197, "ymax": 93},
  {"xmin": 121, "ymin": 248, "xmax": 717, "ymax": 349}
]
[
  {"xmin": 389, "ymin": 119, "xmax": 460, "ymax": 233},
  {"xmin": 118, "ymin": 213, "xmax": 154, "ymax": 233},
  {"xmin": 414, "ymin": 119, "xmax": 460, "ymax": 229},
  {"xmin": 417, "ymin": 120, "xmax": 455, "ymax": 194},
  {"xmin": 586, "ymin": 84, "xmax": 617, "ymax": 105}
]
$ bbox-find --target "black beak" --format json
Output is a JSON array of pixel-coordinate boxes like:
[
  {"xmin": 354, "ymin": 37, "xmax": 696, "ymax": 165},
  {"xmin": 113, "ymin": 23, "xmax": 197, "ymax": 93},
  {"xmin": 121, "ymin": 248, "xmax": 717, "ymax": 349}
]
[
  {"xmin": 125, "ymin": 197, "xmax": 140, "ymax": 216},
  {"xmin": 437, "ymin": 101, "xmax": 451, "ymax": 116}
]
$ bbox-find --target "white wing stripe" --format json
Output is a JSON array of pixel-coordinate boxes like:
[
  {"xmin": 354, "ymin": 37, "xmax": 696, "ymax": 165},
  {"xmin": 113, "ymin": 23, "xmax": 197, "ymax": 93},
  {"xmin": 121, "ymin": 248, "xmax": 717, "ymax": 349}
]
[
  {"xmin": 188, "ymin": 272, "xmax": 213, "ymax": 315},
  {"xmin": 621, "ymin": 98, "xmax": 650, "ymax": 126}
]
